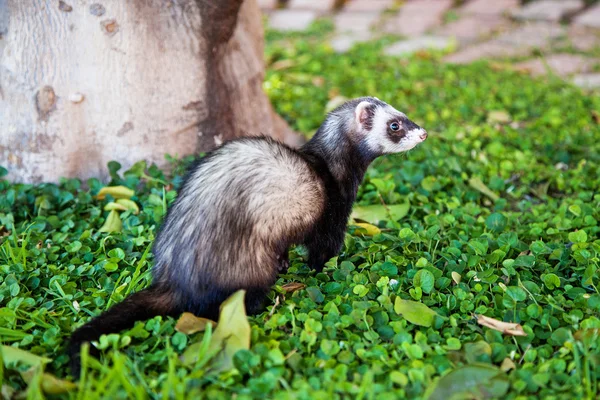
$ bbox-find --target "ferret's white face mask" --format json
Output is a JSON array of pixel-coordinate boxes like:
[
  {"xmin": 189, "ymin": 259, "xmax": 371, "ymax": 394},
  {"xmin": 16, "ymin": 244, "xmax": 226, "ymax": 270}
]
[{"xmin": 355, "ymin": 101, "xmax": 427, "ymax": 154}]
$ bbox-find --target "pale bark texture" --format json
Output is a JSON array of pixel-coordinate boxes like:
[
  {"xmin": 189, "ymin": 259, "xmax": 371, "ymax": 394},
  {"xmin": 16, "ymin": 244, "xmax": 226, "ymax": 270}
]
[{"xmin": 0, "ymin": 0, "xmax": 297, "ymax": 183}]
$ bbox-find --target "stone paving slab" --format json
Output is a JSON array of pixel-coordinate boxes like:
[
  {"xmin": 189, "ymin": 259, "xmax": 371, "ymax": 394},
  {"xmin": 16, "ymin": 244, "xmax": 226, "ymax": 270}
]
[
  {"xmin": 460, "ymin": 0, "xmax": 520, "ymax": 16},
  {"xmin": 268, "ymin": 10, "xmax": 318, "ymax": 31},
  {"xmin": 287, "ymin": 0, "xmax": 338, "ymax": 12},
  {"xmin": 343, "ymin": 0, "xmax": 395, "ymax": 13},
  {"xmin": 494, "ymin": 22, "xmax": 565, "ymax": 48},
  {"xmin": 514, "ymin": 54, "xmax": 599, "ymax": 77},
  {"xmin": 331, "ymin": 31, "xmax": 374, "ymax": 53},
  {"xmin": 511, "ymin": 0, "xmax": 584, "ymax": 22},
  {"xmin": 384, "ymin": 36, "xmax": 454, "ymax": 56},
  {"xmin": 445, "ymin": 22, "xmax": 566, "ymax": 64},
  {"xmin": 573, "ymin": 4, "xmax": 600, "ymax": 29},
  {"xmin": 437, "ymin": 15, "xmax": 508, "ymax": 45},
  {"xmin": 567, "ymin": 27, "xmax": 600, "ymax": 52},
  {"xmin": 262, "ymin": 0, "xmax": 600, "ymax": 90},
  {"xmin": 444, "ymin": 41, "xmax": 531, "ymax": 63},
  {"xmin": 383, "ymin": 0, "xmax": 454, "ymax": 37},
  {"xmin": 334, "ymin": 12, "xmax": 380, "ymax": 33},
  {"xmin": 573, "ymin": 73, "xmax": 600, "ymax": 89}
]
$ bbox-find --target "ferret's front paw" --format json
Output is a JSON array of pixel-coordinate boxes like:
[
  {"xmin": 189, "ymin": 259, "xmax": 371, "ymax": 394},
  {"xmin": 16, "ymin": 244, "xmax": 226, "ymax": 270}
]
[{"xmin": 277, "ymin": 254, "xmax": 290, "ymax": 273}]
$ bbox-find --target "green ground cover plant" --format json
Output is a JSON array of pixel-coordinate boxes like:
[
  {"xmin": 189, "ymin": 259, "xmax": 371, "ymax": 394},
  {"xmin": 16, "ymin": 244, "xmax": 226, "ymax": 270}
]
[{"xmin": 1, "ymin": 24, "xmax": 600, "ymax": 399}]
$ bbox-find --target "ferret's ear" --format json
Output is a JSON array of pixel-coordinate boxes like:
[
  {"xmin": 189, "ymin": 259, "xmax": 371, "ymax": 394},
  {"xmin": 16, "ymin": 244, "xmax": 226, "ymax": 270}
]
[{"xmin": 355, "ymin": 101, "xmax": 375, "ymax": 130}]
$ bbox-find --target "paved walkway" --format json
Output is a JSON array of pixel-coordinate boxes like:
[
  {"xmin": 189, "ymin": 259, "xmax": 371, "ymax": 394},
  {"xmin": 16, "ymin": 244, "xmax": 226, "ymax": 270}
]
[{"xmin": 260, "ymin": 0, "xmax": 600, "ymax": 90}]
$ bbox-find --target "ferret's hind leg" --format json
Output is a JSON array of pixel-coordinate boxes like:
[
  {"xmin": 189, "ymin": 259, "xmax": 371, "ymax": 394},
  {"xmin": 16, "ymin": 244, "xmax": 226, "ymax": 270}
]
[
  {"xmin": 244, "ymin": 287, "xmax": 272, "ymax": 315},
  {"xmin": 183, "ymin": 285, "xmax": 272, "ymax": 321}
]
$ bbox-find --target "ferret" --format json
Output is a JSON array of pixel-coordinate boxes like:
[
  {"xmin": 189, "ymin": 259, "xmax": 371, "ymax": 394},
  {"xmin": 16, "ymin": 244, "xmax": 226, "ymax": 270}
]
[{"xmin": 68, "ymin": 97, "xmax": 427, "ymax": 376}]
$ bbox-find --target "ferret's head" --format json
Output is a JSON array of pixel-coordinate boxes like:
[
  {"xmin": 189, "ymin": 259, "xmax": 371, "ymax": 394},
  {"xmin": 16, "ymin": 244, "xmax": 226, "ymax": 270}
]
[{"xmin": 338, "ymin": 97, "xmax": 427, "ymax": 158}]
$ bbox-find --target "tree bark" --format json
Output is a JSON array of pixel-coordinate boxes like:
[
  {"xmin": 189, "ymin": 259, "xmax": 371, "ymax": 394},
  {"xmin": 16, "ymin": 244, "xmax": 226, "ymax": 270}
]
[{"xmin": 0, "ymin": 0, "xmax": 298, "ymax": 183}]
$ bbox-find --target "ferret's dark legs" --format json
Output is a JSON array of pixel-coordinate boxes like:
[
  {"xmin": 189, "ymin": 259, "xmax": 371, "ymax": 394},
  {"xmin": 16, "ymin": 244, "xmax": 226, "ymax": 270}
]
[
  {"xmin": 244, "ymin": 287, "xmax": 271, "ymax": 314},
  {"xmin": 68, "ymin": 281, "xmax": 273, "ymax": 380},
  {"xmin": 305, "ymin": 226, "xmax": 345, "ymax": 272},
  {"xmin": 277, "ymin": 250, "xmax": 290, "ymax": 273},
  {"xmin": 185, "ymin": 286, "xmax": 271, "ymax": 321}
]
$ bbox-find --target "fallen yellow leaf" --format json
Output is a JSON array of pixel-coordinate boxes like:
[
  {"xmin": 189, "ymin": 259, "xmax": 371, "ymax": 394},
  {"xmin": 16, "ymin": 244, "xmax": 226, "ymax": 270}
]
[
  {"xmin": 0, "ymin": 346, "xmax": 75, "ymax": 395},
  {"xmin": 351, "ymin": 203, "xmax": 410, "ymax": 224},
  {"xmin": 175, "ymin": 312, "xmax": 216, "ymax": 335},
  {"xmin": 181, "ymin": 290, "xmax": 251, "ymax": 372},
  {"xmin": 395, "ymin": 298, "xmax": 442, "ymax": 327},
  {"xmin": 451, "ymin": 271, "xmax": 461, "ymax": 285},
  {"xmin": 1, "ymin": 345, "xmax": 51, "ymax": 367},
  {"xmin": 96, "ymin": 185, "xmax": 134, "ymax": 200},
  {"xmin": 98, "ymin": 210, "xmax": 123, "ymax": 233},
  {"xmin": 116, "ymin": 199, "xmax": 140, "ymax": 214},
  {"xmin": 487, "ymin": 110, "xmax": 511, "ymax": 124},
  {"xmin": 352, "ymin": 222, "xmax": 381, "ymax": 236},
  {"xmin": 104, "ymin": 202, "xmax": 128, "ymax": 212},
  {"xmin": 468, "ymin": 177, "xmax": 500, "ymax": 202},
  {"xmin": 476, "ymin": 314, "xmax": 527, "ymax": 337},
  {"xmin": 20, "ymin": 367, "xmax": 77, "ymax": 395}
]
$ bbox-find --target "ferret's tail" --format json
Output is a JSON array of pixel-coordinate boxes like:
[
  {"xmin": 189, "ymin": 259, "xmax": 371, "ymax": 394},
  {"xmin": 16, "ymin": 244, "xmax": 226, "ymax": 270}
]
[{"xmin": 67, "ymin": 284, "xmax": 178, "ymax": 379}]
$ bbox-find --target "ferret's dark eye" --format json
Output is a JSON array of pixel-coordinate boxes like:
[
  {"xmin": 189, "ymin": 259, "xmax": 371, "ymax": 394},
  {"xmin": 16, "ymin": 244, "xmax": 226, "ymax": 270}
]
[{"xmin": 390, "ymin": 122, "xmax": 400, "ymax": 131}]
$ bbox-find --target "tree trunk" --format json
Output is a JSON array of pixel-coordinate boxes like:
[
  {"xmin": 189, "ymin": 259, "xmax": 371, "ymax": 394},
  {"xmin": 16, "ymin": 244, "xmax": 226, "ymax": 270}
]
[{"xmin": 0, "ymin": 0, "xmax": 298, "ymax": 183}]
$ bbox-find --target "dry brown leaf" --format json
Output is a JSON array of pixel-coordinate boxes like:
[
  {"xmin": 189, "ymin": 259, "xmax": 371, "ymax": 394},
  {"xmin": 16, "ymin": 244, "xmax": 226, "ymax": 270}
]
[
  {"xmin": 488, "ymin": 61, "xmax": 508, "ymax": 71},
  {"xmin": 281, "ymin": 282, "xmax": 306, "ymax": 293},
  {"xmin": 574, "ymin": 328, "xmax": 600, "ymax": 341},
  {"xmin": 476, "ymin": 314, "xmax": 527, "ymax": 337},
  {"xmin": 270, "ymin": 59, "xmax": 296, "ymax": 71},
  {"xmin": 175, "ymin": 312, "xmax": 216, "ymax": 335},
  {"xmin": 312, "ymin": 76, "xmax": 325, "ymax": 87}
]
